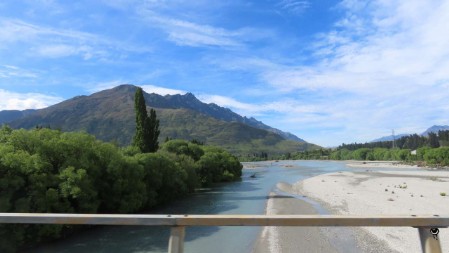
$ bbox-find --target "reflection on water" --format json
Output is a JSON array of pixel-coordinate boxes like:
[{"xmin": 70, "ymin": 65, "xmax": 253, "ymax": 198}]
[{"xmin": 28, "ymin": 160, "xmax": 373, "ymax": 253}]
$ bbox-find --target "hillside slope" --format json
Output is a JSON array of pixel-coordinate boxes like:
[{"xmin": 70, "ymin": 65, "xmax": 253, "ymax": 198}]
[{"xmin": 5, "ymin": 85, "xmax": 317, "ymax": 155}]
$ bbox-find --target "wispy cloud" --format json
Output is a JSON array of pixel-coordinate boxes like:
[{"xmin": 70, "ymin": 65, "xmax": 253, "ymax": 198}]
[
  {"xmin": 0, "ymin": 18, "xmax": 151, "ymax": 60},
  {"xmin": 0, "ymin": 65, "xmax": 38, "ymax": 78},
  {"xmin": 139, "ymin": 12, "xmax": 244, "ymax": 48},
  {"xmin": 0, "ymin": 89, "xmax": 62, "ymax": 110},
  {"xmin": 136, "ymin": 3, "xmax": 272, "ymax": 49},
  {"xmin": 0, "ymin": 19, "xmax": 97, "ymax": 43},
  {"xmin": 277, "ymin": 0, "xmax": 311, "ymax": 14}
]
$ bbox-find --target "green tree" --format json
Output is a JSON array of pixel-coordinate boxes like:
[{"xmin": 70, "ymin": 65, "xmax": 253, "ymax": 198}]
[
  {"xmin": 428, "ymin": 132, "xmax": 440, "ymax": 148},
  {"xmin": 147, "ymin": 108, "xmax": 160, "ymax": 152},
  {"xmin": 133, "ymin": 87, "xmax": 148, "ymax": 152},
  {"xmin": 133, "ymin": 87, "xmax": 160, "ymax": 153}
]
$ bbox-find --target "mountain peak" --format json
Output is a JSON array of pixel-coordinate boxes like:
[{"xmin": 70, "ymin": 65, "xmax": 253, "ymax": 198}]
[
  {"xmin": 180, "ymin": 92, "xmax": 200, "ymax": 102},
  {"xmin": 183, "ymin": 92, "xmax": 196, "ymax": 98},
  {"xmin": 111, "ymin": 84, "xmax": 138, "ymax": 92},
  {"xmin": 422, "ymin": 125, "xmax": 449, "ymax": 136}
]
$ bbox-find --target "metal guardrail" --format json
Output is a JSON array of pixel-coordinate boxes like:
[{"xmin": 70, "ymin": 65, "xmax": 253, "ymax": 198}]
[{"xmin": 0, "ymin": 213, "xmax": 447, "ymax": 253}]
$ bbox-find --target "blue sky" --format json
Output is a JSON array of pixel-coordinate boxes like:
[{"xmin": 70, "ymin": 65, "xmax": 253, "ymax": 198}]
[{"xmin": 1, "ymin": 0, "xmax": 449, "ymax": 147}]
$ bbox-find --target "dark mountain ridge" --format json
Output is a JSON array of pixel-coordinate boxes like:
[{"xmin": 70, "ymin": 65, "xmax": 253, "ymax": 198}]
[
  {"xmin": 0, "ymin": 109, "xmax": 36, "ymax": 123},
  {"xmin": 1, "ymin": 84, "xmax": 315, "ymax": 155},
  {"xmin": 135, "ymin": 86, "xmax": 302, "ymax": 142}
]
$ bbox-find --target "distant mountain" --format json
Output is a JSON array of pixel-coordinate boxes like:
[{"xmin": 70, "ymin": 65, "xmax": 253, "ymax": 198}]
[
  {"xmin": 421, "ymin": 125, "xmax": 449, "ymax": 136},
  {"xmin": 371, "ymin": 133, "xmax": 410, "ymax": 142},
  {"xmin": 0, "ymin": 109, "xmax": 36, "ymax": 124},
  {"xmin": 142, "ymin": 89, "xmax": 304, "ymax": 142},
  {"xmin": 369, "ymin": 125, "xmax": 449, "ymax": 143},
  {"xmin": 1, "ymin": 85, "xmax": 316, "ymax": 155}
]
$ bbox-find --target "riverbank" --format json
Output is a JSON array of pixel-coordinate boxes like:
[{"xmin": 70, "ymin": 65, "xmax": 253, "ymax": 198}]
[
  {"xmin": 252, "ymin": 182, "xmax": 393, "ymax": 253},
  {"xmin": 252, "ymin": 183, "xmax": 338, "ymax": 253},
  {"xmin": 296, "ymin": 170, "xmax": 449, "ymax": 252},
  {"xmin": 345, "ymin": 160, "xmax": 419, "ymax": 169}
]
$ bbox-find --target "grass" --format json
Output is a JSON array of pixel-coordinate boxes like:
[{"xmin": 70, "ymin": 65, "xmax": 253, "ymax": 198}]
[{"xmin": 440, "ymin": 192, "xmax": 447, "ymax": 196}]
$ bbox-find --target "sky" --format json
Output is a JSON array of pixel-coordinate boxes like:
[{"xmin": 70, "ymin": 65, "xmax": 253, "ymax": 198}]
[{"xmin": 1, "ymin": 0, "xmax": 449, "ymax": 147}]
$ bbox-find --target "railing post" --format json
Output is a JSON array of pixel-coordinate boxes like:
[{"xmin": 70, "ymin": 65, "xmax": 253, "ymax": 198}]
[
  {"xmin": 168, "ymin": 226, "xmax": 185, "ymax": 253},
  {"xmin": 417, "ymin": 227, "xmax": 442, "ymax": 253}
]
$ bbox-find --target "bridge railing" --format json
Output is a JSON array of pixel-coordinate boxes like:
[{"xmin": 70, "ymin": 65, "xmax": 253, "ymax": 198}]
[{"xmin": 0, "ymin": 213, "xmax": 447, "ymax": 253}]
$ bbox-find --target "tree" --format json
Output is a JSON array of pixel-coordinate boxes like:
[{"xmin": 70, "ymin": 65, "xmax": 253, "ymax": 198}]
[
  {"xmin": 428, "ymin": 132, "xmax": 440, "ymax": 148},
  {"xmin": 133, "ymin": 87, "xmax": 160, "ymax": 153},
  {"xmin": 147, "ymin": 108, "xmax": 160, "ymax": 152}
]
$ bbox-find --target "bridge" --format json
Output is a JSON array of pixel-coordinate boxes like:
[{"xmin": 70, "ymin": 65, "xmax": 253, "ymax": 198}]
[{"xmin": 1, "ymin": 213, "xmax": 448, "ymax": 253}]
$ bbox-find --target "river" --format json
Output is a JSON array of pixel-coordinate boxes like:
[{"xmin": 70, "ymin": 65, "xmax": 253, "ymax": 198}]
[{"xmin": 28, "ymin": 160, "xmax": 358, "ymax": 253}]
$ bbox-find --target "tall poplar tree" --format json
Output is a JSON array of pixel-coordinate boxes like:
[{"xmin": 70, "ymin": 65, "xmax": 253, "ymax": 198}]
[
  {"xmin": 147, "ymin": 108, "xmax": 160, "ymax": 152},
  {"xmin": 133, "ymin": 87, "xmax": 160, "ymax": 152}
]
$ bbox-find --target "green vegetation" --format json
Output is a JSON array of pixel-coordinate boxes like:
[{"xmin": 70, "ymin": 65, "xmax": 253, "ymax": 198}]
[
  {"xmin": 0, "ymin": 127, "xmax": 242, "ymax": 252},
  {"xmin": 133, "ymin": 87, "xmax": 160, "ymax": 153},
  {"xmin": 338, "ymin": 130, "xmax": 449, "ymax": 151},
  {"xmin": 158, "ymin": 109, "xmax": 317, "ymax": 159},
  {"xmin": 284, "ymin": 146, "xmax": 449, "ymax": 167},
  {"xmin": 276, "ymin": 130, "xmax": 449, "ymax": 167}
]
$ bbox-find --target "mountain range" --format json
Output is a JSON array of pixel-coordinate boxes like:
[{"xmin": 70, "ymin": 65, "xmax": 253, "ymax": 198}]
[
  {"xmin": 0, "ymin": 85, "xmax": 317, "ymax": 156},
  {"xmin": 370, "ymin": 125, "xmax": 449, "ymax": 142}
]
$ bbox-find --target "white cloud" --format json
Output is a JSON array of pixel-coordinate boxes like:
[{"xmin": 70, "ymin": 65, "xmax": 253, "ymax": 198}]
[
  {"xmin": 210, "ymin": 0, "xmax": 449, "ymax": 146},
  {"xmin": 197, "ymin": 94, "xmax": 259, "ymax": 113},
  {"xmin": 0, "ymin": 89, "xmax": 62, "ymax": 110},
  {"xmin": 141, "ymin": 84, "xmax": 185, "ymax": 95},
  {"xmin": 197, "ymin": 93, "xmax": 323, "ymax": 117}
]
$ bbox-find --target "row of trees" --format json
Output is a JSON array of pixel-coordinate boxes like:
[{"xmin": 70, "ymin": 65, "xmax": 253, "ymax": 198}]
[
  {"xmin": 286, "ymin": 147, "xmax": 449, "ymax": 166},
  {"xmin": 339, "ymin": 131, "xmax": 449, "ymax": 151},
  {"xmin": 331, "ymin": 147, "xmax": 449, "ymax": 166}
]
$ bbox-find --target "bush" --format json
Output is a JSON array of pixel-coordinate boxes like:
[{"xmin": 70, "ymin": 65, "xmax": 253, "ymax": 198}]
[{"xmin": 0, "ymin": 128, "xmax": 243, "ymax": 252}]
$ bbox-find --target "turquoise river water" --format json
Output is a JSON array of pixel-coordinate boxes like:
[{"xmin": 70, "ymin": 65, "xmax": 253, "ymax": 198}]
[{"xmin": 28, "ymin": 160, "xmax": 394, "ymax": 253}]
